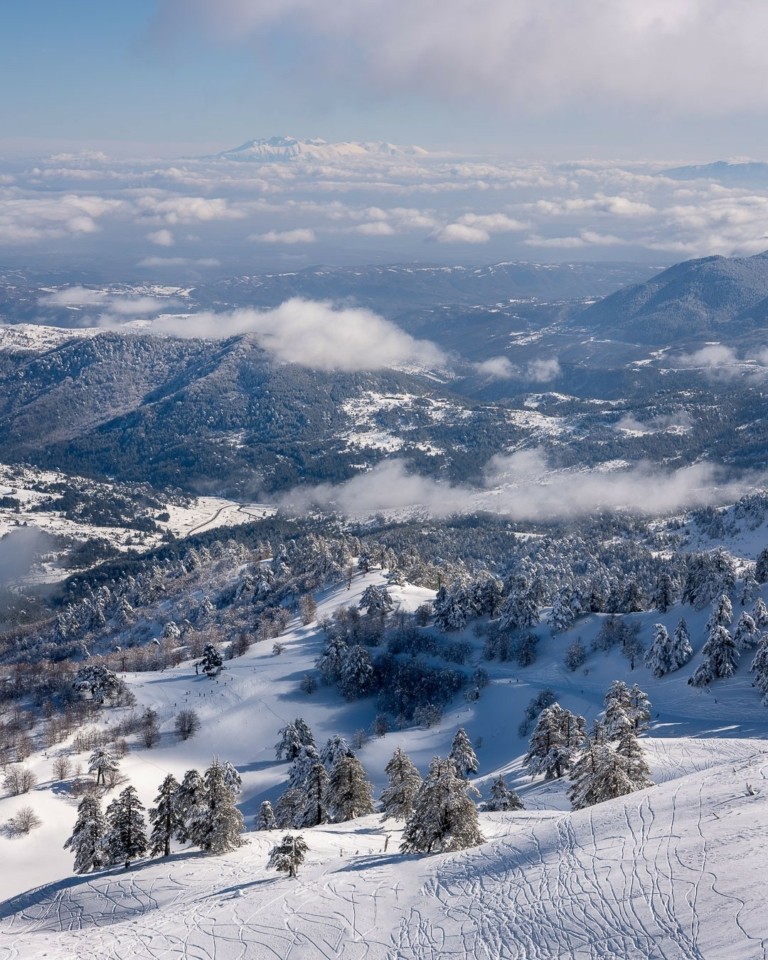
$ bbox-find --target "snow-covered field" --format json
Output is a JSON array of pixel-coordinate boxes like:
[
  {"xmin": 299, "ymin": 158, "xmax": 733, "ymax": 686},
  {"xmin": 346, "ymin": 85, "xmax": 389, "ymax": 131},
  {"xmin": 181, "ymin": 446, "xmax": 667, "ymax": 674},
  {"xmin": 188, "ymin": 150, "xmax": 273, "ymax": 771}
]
[{"xmin": 2, "ymin": 571, "xmax": 768, "ymax": 958}]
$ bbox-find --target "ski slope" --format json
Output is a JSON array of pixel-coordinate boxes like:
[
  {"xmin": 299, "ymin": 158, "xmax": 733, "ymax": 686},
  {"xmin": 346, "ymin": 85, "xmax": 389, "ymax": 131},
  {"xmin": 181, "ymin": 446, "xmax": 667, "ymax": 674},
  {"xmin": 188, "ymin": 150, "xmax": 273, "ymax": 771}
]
[{"xmin": 2, "ymin": 570, "xmax": 768, "ymax": 958}]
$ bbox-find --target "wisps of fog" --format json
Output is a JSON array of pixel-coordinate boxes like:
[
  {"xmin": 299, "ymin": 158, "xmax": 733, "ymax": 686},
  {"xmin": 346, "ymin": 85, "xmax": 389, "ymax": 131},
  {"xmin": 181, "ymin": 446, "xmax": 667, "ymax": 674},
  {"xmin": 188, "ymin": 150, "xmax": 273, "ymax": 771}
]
[
  {"xmin": 675, "ymin": 344, "xmax": 768, "ymax": 380},
  {"xmin": 151, "ymin": 298, "xmax": 446, "ymax": 372},
  {"xmin": 276, "ymin": 450, "xmax": 759, "ymax": 521},
  {"xmin": 0, "ymin": 527, "xmax": 58, "ymax": 585},
  {"xmin": 475, "ymin": 356, "xmax": 561, "ymax": 382}
]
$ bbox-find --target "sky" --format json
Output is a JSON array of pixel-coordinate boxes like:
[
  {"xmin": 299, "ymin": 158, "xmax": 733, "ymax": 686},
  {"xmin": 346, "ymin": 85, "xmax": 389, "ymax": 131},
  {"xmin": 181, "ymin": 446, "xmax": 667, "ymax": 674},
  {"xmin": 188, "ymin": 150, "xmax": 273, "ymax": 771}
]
[{"xmin": 3, "ymin": 0, "xmax": 768, "ymax": 159}]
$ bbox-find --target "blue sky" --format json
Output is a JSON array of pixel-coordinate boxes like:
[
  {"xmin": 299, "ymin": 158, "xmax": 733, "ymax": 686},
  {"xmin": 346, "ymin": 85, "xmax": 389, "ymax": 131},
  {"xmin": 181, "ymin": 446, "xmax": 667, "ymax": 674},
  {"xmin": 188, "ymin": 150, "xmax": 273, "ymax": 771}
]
[{"xmin": 3, "ymin": 0, "xmax": 768, "ymax": 160}]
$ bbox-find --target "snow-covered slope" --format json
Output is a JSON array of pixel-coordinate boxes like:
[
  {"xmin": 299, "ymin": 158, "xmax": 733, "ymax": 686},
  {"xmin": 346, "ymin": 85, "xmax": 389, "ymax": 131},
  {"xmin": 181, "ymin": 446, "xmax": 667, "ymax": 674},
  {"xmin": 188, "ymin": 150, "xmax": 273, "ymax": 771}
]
[{"xmin": 3, "ymin": 568, "xmax": 768, "ymax": 957}]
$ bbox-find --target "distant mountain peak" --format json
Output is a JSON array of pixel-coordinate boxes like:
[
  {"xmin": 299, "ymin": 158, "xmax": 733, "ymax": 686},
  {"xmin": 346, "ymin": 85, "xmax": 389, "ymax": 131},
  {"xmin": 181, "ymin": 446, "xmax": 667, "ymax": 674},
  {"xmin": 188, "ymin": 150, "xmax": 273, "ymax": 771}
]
[{"xmin": 211, "ymin": 135, "xmax": 429, "ymax": 163}]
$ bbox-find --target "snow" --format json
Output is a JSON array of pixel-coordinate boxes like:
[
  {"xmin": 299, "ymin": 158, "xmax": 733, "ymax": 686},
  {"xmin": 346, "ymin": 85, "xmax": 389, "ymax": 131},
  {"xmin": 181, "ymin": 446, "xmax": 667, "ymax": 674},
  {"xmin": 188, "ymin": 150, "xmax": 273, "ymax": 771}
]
[{"xmin": 3, "ymin": 571, "xmax": 768, "ymax": 957}]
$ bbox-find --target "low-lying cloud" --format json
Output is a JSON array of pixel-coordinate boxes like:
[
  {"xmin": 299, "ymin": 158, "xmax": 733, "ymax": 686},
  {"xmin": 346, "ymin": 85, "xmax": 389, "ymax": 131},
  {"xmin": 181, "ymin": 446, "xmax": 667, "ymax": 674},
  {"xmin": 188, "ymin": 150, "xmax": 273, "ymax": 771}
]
[
  {"xmin": 152, "ymin": 298, "xmax": 446, "ymax": 372},
  {"xmin": 277, "ymin": 450, "xmax": 759, "ymax": 521}
]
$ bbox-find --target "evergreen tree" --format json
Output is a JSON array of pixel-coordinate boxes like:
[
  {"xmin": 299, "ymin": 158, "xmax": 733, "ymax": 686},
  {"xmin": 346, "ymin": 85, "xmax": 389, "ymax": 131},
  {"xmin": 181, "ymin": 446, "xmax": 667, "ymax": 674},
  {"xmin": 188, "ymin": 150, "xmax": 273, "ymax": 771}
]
[
  {"xmin": 64, "ymin": 795, "xmax": 106, "ymax": 874},
  {"xmin": 751, "ymin": 637, "xmax": 768, "ymax": 701},
  {"xmin": 568, "ymin": 741, "xmax": 638, "ymax": 810},
  {"xmin": 326, "ymin": 755, "xmax": 374, "ymax": 822},
  {"xmin": 628, "ymin": 684, "xmax": 652, "ymax": 734},
  {"xmin": 755, "ymin": 547, "xmax": 768, "ymax": 583},
  {"xmin": 753, "ymin": 598, "xmax": 768, "ymax": 629},
  {"xmin": 358, "ymin": 584, "xmax": 394, "ymax": 616},
  {"xmin": 200, "ymin": 642, "xmax": 223, "ymax": 677},
  {"xmin": 740, "ymin": 570, "xmax": 760, "ymax": 606},
  {"xmin": 105, "ymin": 785, "xmax": 148, "ymax": 868},
  {"xmin": 651, "ymin": 571, "xmax": 676, "ymax": 613},
  {"xmin": 524, "ymin": 704, "xmax": 584, "ymax": 780},
  {"xmin": 268, "ymin": 834, "xmax": 308, "ymax": 878},
  {"xmin": 689, "ymin": 624, "xmax": 739, "ymax": 687},
  {"xmin": 483, "ymin": 776, "xmax": 524, "ymax": 812},
  {"xmin": 288, "ymin": 744, "xmax": 321, "ymax": 791},
  {"xmin": 339, "ymin": 645, "xmax": 375, "ymax": 700},
  {"xmin": 380, "ymin": 747, "xmax": 422, "ymax": 820},
  {"xmin": 300, "ymin": 762, "xmax": 329, "ymax": 828},
  {"xmin": 671, "ymin": 618, "xmax": 693, "ymax": 669},
  {"xmin": 88, "ymin": 747, "xmax": 119, "ymax": 787},
  {"xmin": 448, "ymin": 728, "xmax": 479, "ymax": 779},
  {"xmin": 616, "ymin": 731, "xmax": 654, "ymax": 790},
  {"xmin": 188, "ymin": 759, "xmax": 245, "ymax": 855},
  {"xmin": 275, "ymin": 719, "xmax": 315, "ymax": 761},
  {"xmin": 173, "ymin": 768, "xmax": 207, "ymax": 845},
  {"xmin": 706, "ymin": 593, "xmax": 733, "ymax": 633},
  {"xmin": 645, "ymin": 624, "xmax": 672, "ymax": 678},
  {"xmin": 149, "ymin": 774, "xmax": 182, "ymax": 858},
  {"xmin": 401, "ymin": 757, "xmax": 484, "ymax": 854},
  {"xmin": 255, "ymin": 800, "xmax": 277, "ymax": 831},
  {"xmin": 548, "ymin": 588, "xmax": 575, "ymax": 633},
  {"xmin": 734, "ymin": 612, "xmax": 759, "ymax": 650},
  {"xmin": 274, "ymin": 787, "xmax": 305, "ymax": 829},
  {"xmin": 320, "ymin": 734, "xmax": 354, "ymax": 771}
]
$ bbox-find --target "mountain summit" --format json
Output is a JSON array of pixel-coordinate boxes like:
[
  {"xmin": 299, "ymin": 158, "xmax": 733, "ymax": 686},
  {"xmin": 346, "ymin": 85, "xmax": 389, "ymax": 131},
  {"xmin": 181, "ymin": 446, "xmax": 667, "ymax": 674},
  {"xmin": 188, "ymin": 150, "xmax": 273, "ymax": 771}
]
[{"xmin": 213, "ymin": 136, "xmax": 428, "ymax": 162}]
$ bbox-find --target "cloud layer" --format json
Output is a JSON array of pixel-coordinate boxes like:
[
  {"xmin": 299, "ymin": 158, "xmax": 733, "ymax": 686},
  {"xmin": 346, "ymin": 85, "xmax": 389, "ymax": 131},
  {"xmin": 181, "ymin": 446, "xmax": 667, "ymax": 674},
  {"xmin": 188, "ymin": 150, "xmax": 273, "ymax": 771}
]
[
  {"xmin": 158, "ymin": 0, "xmax": 768, "ymax": 114},
  {"xmin": 153, "ymin": 298, "xmax": 446, "ymax": 372},
  {"xmin": 278, "ymin": 450, "xmax": 759, "ymax": 520}
]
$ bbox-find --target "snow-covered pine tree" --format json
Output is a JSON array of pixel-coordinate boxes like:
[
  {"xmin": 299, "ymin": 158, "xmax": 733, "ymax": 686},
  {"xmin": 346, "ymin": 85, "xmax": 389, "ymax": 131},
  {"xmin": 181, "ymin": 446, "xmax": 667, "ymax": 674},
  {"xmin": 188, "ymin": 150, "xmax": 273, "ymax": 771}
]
[
  {"xmin": 193, "ymin": 758, "xmax": 245, "ymax": 855},
  {"xmin": 358, "ymin": 584, "xmax": 394, "ymax": 617},
  {"xmin": 149, "ymin": 774, "xmax": 182, "ymax": 857},
  {"xmin": 268, "ymin": 834, "xmax": 308, "ymax": 878},
  {"xmin": 300, "ymin": 762, "xmax": 329, "ymax": 828},
  {"xmin": 706, "ymin": 593, "xmax": 733, "ymax": 633},
  {"xmin": 255, "ymin": 800, "xmax": 277, "ymax": 831},
  {"xmin": 523, "ymin": 704, "xmax": 584, "ymax": 780},
  {"xmin": 104, "ymin": 785, "xmax": 148, "ymax": 868},
  {"xmin": 740, "ymin": 570, "xmax": 760, "ymax": 606},
  {"xmin": 602, "ymin": 681, "xmax": 632, "ymax": 739},
  {"xmin": 615, "ymin": 731, "xmax": 654, "ymax": 791},
  {"xmin": 671, "ymin": 618, "xmax": 693, "ymax": 669},
  {"xmin": 548, "ymin": 588, "xmax": 575, "ymax": 633},
  {"xmin": 320, "ymin": 734, "xmax": 354, "ymax": 771},
  {"xmin": 651, "ymin": 570, "xmax": 676, "ymax": 613},
  {"xmin": 274, "ymin": 788, "xmax": 305, "ymax": 829},
  {"xmin": 568, "ymin": 741, "xmax": 636, "ymax": 810},
  {"xmin": 288, "ymin": 744, "xmax": 321, "ymax": 791},
  {"xmin": 173, "ymin": 768, "xmax": 207, "ymax": 845},
  {"xmin": 326, "ymin": 755, "xmax": 374, "ymax": 822},
  {"xmin": 221, "ymin": 760, "xmax": 242, "ymax": 797},
  {"xmin": 339, "ymin": 645, "xmax": 374, "ymax": 700},
  {"xmin": 200, "ymin": 642, "xmax": 223, "ymax": 677},
  {"xmin": 645, "ymin": 624, "xmax": 673, "ymax": 678},
  {"xmin": 483, "ymin": 775, "xmax": 524, "ymax": 812},
  {"xmin": 734, "ymin": 612, "xmax": 759, "ymax": 651},
  {"xmin": 64, "ymin": 795, "xmax": 106, "ymax": 874},
  {"xmin": 88, "ymin": 746, "xmax": 119, "ymax": 787},
  {"xmin": 448, "ymin": 728, "xmax": 479, "ymax": 779},
  {"xmin": 753, "ymin": 598, "xmax": 768, "ymax": 629},
  {"xmin": 275, "ymin": 719, "xmax": 315, "ymax": 761},
  {"xmin": 628, "ymin": 684, "xmax": 651, "ymax": 734},
  {"xmin": 380, "ymin": 747, "xmax": 422, "ymax": 820},
  {"xmin": 689, "ymin": 624, "xmax": 739, "ymax": 687},
  {"xmin": 400, "ymin": 757, "xmax": 484, "ymax": 854},
  {"xmin": 755, "ymin": 547, "xmax": 768, "ymax": 584},
  {"xmin": 750, "ymin": 636, "xmax": 768, "ymax": 701}
]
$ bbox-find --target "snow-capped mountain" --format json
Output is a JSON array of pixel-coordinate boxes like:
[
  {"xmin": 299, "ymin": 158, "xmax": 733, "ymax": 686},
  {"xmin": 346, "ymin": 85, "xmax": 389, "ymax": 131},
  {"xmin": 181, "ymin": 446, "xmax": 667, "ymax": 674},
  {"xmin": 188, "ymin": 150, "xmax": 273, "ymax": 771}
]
[{"xmin": 214, "ymin": 135, "xmax": 429, "ymax": 162}]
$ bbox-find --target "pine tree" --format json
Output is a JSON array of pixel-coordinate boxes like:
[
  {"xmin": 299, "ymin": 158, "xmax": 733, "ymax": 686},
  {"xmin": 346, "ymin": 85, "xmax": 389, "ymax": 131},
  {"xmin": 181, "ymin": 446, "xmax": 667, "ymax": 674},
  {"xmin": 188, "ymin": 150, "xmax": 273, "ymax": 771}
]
[
  {"xmin": 755, "ymin": 547, "xmax": 768, "ymax": 583},
  {"xmin": 706, "ymin": 593, "xmax": 733, "ymax": 633},
  {"xmin": 524, "ymin": 704, "xmax": 584, "ymax": 780},
  {"xmin": 568, "ymin": 741, "xmax": 637, "ymax": 810},
  {"xmin": 193, "ymin": 759, "xmax": 245, "ymax": 855},
  {"xmin": 689, "ymin": 624, "xmax": 739, "ymax": 687},
  {"xmin": 275, "ymin": 719, "xmax": 315, "ymax": 761},
  {"xmin": 326, "ymin": 755, "xmax": 374, "ymax": 822},
  {"xmin": 751, "ymin": 637, "xmax": 768, "ymax": 703},
  {"xmin": 753, "ymin": 598, "xmax": 768, "ymax": 629},
  {"xmin": 616, "ymin": 731, "xmax": 654, "ymax": 790},
  {"xmin": 359, "ymin": 584, "xmax": 394, "ymax": 616},
  {"xmin": 288, "ymin": 744, "xmax": 321, "ymax": 791},
  {"xmin": 380, "ymin": 747, "xmax": 423, "ymax": 820},
  {"xmin": 255, "ymin": 800, "xmax": 277, "ymax": 831},
  {"xmin": 149, "ymin": 774, "xmax": 182, "ymax": 858},
  {"xmin": 268, "ymin": 834, "xmax": 308, "ymax": 878},
  {"xmin": 483, "ymin": 775, "xmax": 524, "ymax": 812},
  {"xmin": 173, "ymin": 768, "xmax": 207, "ymax": 845},
  {"xmin": 400, "ymin": 757, "xmax": 484, "ymax": 854},
  {"xmin": 339, "ymin": 645, "xmax": 374, "ymax": 700},
  {"xmin": 105, "ymin": 785, "xmax": 148, "ymax": 868},
  {"xmin": 548, "ymin": 588, "xmax": 575, "ymax": 633},
  {"xmin": 628, "ymin": 684, "xmax": 651, "ymax": 734},
  {"xmin": 448, "ymin": 728, "xmax": 479, "ymax": 779},
  {"xmin": 645, "ymin": 624, "xmax": 673, "ymax": 678},
  {"xmin": 300, "ymin": 763, "xmax": 329, "ymax": 828},
  {"xmin": 740, "ymin": 570, "xmax": 760, "ymax": 606},
  {"xmin": 320, "ymin": 734, "xmax": 354, "ymax": 771},
  {"xmin": 64, "ymin": 795, "xmax": 106, "ymax": 874},
  {"xmin": 88, "ymin": 747, "xmax": 119, "ymax": 787},
  {"xmin": 651, "ymin": 570, "xmax": 676, "ymax": 613},
  {"xmin": 734, "ymin": 612, "xmax": 759, "ymax": 650},
  {"xmin": 671, "ymin": 618, "xmax": 694, "ymax": 670},
  {"xmin": 274, "ymin": 787, "xmax": 305, "ymax": 829},
  {"xmin": 200, "ymin": 642, "xmax": 223, "ymax": 677}
]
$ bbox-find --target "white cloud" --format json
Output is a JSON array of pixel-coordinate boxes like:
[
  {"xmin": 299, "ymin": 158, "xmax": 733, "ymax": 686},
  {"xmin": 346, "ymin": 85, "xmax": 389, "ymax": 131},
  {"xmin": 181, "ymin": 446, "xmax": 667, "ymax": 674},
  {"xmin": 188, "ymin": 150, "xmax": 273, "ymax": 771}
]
[
  {"xmin": 431, "ymin": 223, "xmax": 490, "ymax": 244},
  {"xmin": 147, "ymin": 228, "xmax": 175, "ymax": 246},
  {"xmin": 158, "ymin": 0, "xmax": 768, "ymax": 114},
  {"xmin": 0, "ymin": 193, "xmax": 121, "ymax": 244},
  {"xmin": 677, "ymin": 344, "xmax": 740, "ymax": 370},
  {"xmin": 527, "ymin": 357, "xmax": 561, "ymax": 382},
  {"xmin": 353, "ymin": 221, "xmax": 396, "ymax": 236},
  {"xmin": 38, "ymin": 286, "xmax": 107, "ymax": 307},
  {"xmin": 152, "ymin": 298, "xmax": 446, "ymax": 372},
  {"xmin": 137, "ymin": 195, "xmax": 244, "ymax": 224},
  {"xmin": 458, "ymin": 212, "xmax": 527, "ymax": 232},
  {"xmin": 250, "ymin": 228, "xmax": 317, "ymax": 244},
  {"xmin": 476, "ymin": 356, "xmax": 519, "ymax": 379},
  {"xmin": 277, "ymin": 450, "xmax": 760, "ymax": 520},
  {"xmin": 474, "ymin": 356, "xmax": 561, "ymax": 381}
]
